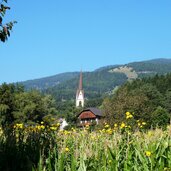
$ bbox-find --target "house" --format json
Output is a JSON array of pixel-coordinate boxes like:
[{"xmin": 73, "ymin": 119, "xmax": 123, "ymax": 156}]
[{"xmin": 77, "ymin": 108, "xmax": 103, "ymax": 126}]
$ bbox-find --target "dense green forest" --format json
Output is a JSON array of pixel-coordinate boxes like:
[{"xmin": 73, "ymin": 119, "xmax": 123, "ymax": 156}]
[
  {"xmin": 103, "ymin": 73, "xmax": 171, "ymax": 128},
  {"xmin": 45, "ymin": 71, "xmax": 126, "ymax": 101}
]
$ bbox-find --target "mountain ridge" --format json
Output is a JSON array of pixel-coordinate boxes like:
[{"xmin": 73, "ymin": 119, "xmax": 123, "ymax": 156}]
[{"xmin": 20, "ymin": 58, "xmax": 171, "ymax": 101}]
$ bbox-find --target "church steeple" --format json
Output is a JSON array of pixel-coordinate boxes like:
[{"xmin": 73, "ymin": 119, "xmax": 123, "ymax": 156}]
[
  {"xmin": 79, "ymin": 70, "xmax": 83, "ymax": 90},
  {"xmin": 76, "ymin": 71, "xmax": 84, "ymax": 107}
]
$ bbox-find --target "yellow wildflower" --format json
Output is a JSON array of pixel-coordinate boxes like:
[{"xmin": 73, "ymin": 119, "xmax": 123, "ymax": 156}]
[
  {"xmin": 65, "ymin": 147, "xmax": 70, "ymax": 152},
  {"xmin": 108, "ymin": 160, "xmax": 112, "ymax": 164},
  {"xmin": 120, "ymin": 122, "xmax": 126, "ymax": 129},
  {"xmin": 138, "ymin": 123, "xmax": 141, "ymax": 127},
  {"xmin": 36, "ymin": 125, "xmax": 41, "ymax": 130},
  {"xmin": 106, "ymin": 128, "xmax": 113, "ymax": 135},
  {"xmin": 15, "ymin": 123, "xmax": 23, "ymax": 129},
  {"xmin": 56, "ymin": 123, "xmax": 60, "ymax": 127},
  {"xmin": 142, "ymin": 122, "xmax": 146, "ymax": 125},
  {"xmin": 126, "ymin": 114, "xmax": 133, "ymax": 119},
  {"xmin": 114, "ymin": 123, "xmax": 117, "ymax": 127},
  {"xmin": 71, "ymin": 127, "xmax": 76, "ymax": 132},
  {"xmin": 64, "ymin": 130, "xmax": 70, "ymax": 135},
  {"xmin": 145, "ymin": 151, "xmax": 152, "ymax": 157},
  {"xmin": 40, "ymin": 125, "xmax": 45, "ymax": 129},
  {"xmin": 102, "ymin": 129, "xmax": 105, "ymax": 133},
  {"xmin": 50, "ymin": 126, "xmax": 57, "ymax": 131},
  {"xmin": 104, "ymin": 124, "xmax": 110, "ymax": 129},
  {"xmin": 126, "ymin": 112, "xmax": 131, "ymax": 116}
]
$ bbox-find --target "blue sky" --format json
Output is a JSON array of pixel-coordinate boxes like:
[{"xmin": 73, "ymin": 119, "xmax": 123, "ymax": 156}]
[{"xmin": 1, "ymin": 0, "xmax": 171, "ymax": 83}]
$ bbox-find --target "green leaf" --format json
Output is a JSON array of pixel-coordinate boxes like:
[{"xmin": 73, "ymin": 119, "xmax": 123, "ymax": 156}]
[{"xmin": 58, "ymin": 153, "xmax": 65, "ymax": 171}]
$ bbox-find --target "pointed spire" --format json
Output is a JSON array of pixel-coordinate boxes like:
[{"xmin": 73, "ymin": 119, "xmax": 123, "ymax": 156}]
[
  {"xmin": 79, "ymin": 70, "xmax": 83, "ymax": 90},
  {"xmin": 76, "ymin": 70, "xmax": 84, "ymax": 108}
]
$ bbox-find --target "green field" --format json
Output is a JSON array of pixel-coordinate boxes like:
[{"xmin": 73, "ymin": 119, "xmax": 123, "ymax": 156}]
[{"xmin": 0, "ymin": 121, "xmax": 171, "ymax": 171}]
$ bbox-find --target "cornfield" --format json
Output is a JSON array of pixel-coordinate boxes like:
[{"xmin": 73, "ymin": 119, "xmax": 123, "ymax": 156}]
[{"xmin": 0, "ymin": 122, "xmax": 171, "ymax": 171}]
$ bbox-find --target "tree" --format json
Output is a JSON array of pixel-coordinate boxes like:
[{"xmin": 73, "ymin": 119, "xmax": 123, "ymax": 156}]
[
  {"xmin": 0, "ymin": 0, "xmax": 16, "ymax": 42},
  {"xmin": 102, "ymin": 78, "xmax": 167, "ymax": 127},
  {"xmin": 151, "ymin": 106, "xmax": 169, "ymax": 127},
  {"xmin": 13, "ymin": 90, "xmax": 59, "ymax": 124},
  {"xmin": 0, "ymin": 83, "xmax": 16, "ymax": 126},
  {"xmin": 103, "ymin": 86, "xmax": 150, "ymax": 125},
  {"xmin": 84, "ymin": 97, "xmax": 103, "ymax": 108},
  {"xmin": 0, "ymin": 83, "xmax": 58, "ymax": 126}
]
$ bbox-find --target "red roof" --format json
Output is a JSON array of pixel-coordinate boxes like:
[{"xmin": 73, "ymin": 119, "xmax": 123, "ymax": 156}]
[
  {"xmin": 79, "ymin": 111, "xmax": 96, "ymax": 119},
  {"xmin": 78, "ymin": 108, "xmax": 102, "ymax": 118}
]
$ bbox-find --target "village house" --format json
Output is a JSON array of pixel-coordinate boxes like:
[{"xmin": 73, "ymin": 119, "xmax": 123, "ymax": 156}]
[{"xmin": 77, "ymin": 107, "xmax": 103, "ymax": 126}]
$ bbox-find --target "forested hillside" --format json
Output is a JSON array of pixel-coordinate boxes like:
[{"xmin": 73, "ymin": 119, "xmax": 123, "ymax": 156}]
[
  {"xmin": 45, "ymin": 71, "xmax": 127, "ymax": 101},
  {"xmin": 19, "ymin": 58, "xmax": 171, "ymax": 102},
  {"xmin": 128, "ymin": 58, "xmax": 171, "ymax": 77},
  {"xmin": 103, "ymin": 73, "xmax": 171, "ymax": 127},
  {"xmin": 21, "ymin": 72, "xmax": 79, "ymax": 90}
]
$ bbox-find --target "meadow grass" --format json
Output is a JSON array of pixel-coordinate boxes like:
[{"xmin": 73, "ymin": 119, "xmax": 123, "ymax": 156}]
[{"xmin": 0, "ymin": 123, "xmax": 170, "ymax": 171}]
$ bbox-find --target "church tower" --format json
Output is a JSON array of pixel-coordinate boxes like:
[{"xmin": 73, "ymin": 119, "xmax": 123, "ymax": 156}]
[{"xmin": 76, "ymin": 71, "xmax": 84, "ymax": 107}]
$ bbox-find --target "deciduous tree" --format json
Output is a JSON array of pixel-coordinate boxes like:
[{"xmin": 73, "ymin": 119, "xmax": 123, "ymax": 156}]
[{"xmin": 0, "ymin": 0, "xmax": 16, "ymax": 42}]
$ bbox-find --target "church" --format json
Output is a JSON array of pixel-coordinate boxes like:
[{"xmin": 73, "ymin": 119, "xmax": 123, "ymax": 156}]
[
  {"xmin": 76, "ymin": 71, "xmax": 84, "ymax": 107},
  {"xmin": 76, "ymin": 71, "xmax": 103, "ymax": 125}
]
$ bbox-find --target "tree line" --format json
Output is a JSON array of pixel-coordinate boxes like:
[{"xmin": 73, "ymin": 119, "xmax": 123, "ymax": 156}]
[
  {"xmin": 103, "ymin": 73, "xmax": 171, "ymax": 128},
  {"xmin": 0, "ymin": 83, "xmax": 58, "ymax": 127},
  {"xmin": 1, "ymin": 73, "xmax": 171, "ymax": 128}
]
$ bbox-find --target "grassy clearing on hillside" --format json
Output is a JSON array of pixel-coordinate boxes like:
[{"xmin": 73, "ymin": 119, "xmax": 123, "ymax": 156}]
[{"xmin": 109, "ymin": 66, "xmax": 138, "ymax": 80}]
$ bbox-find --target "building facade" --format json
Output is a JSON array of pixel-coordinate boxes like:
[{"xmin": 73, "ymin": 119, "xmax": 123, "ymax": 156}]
[{"xmin": 77, "ymin": 108, "xmax": 103, "ymax": 126}]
